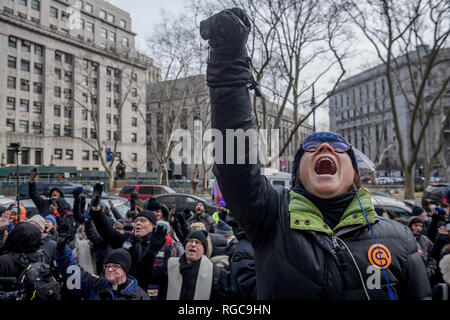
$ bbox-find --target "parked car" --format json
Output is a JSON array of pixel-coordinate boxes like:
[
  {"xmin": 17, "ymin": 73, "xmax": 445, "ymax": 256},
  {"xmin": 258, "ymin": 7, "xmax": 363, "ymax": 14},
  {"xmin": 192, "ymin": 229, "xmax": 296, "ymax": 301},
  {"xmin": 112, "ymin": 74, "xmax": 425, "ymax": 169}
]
[
  {"xmin": 422, "ymin": 183, "xmax": 450, "ymax": 207},
  {"xmin": 371, "ymin": 194, "xmax": 413, "ymax": 219},
  {"xmin": 375, "ymin": 177, "xmax": 392, "ymax": 185},
  {"xmin": 147, "ymin": 193, "xmax": 217, "ymax": 215},
  {"xmin": 119, "ymin": 184, "xmax": 176, "ymax": 200}
]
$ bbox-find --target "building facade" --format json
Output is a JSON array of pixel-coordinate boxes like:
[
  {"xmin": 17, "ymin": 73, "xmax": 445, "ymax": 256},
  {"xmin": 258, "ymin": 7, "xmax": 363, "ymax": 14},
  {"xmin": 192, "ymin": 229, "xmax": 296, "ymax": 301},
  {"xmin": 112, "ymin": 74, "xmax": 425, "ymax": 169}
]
[
  {"xmin": 328, "ymin": 47, "xmax": 450, "ymax": 178},
  {"xmin": 0, "ymin": 0, "xmax": 159, "ymax": 173},
  {"xmin": 146, "ymin": 74, "xmax": 313, "ymax": 180}
]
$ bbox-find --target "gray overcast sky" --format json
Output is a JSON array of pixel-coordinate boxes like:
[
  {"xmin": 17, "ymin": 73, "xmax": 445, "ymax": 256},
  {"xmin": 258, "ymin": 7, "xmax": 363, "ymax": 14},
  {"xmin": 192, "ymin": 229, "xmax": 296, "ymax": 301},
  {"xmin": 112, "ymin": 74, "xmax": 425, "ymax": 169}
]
[{"xmin": 106, "ymin": 0, "xmax": 187, "ymax": 50}]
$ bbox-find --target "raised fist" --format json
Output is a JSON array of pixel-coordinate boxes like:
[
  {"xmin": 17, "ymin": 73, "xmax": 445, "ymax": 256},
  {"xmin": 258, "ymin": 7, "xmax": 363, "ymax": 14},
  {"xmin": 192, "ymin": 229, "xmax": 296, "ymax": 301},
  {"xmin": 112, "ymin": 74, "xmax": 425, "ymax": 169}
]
[{"xmin": 200, "ymin": 7, "xmax": 251, "ymax": 56}]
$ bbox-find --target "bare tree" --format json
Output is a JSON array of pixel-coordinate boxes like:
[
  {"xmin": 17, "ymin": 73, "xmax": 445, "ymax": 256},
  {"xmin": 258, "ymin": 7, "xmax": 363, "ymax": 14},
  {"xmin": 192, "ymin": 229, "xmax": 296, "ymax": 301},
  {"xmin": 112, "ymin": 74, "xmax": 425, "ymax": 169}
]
[
  {"xmin": 71, "ymin": 53, "xmax": 147, "ymax": 189},
  {"xmin": 346, "ymin": 0, "xmax": 450, "ymax": 199}
]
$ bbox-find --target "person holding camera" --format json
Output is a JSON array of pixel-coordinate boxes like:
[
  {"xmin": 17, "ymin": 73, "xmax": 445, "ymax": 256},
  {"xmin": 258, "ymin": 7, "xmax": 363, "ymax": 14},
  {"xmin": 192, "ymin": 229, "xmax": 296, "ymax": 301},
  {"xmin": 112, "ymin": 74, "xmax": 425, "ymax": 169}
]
[{"xmin": 200, "ymin": 8, "xmax": 430, "ymax": 300}]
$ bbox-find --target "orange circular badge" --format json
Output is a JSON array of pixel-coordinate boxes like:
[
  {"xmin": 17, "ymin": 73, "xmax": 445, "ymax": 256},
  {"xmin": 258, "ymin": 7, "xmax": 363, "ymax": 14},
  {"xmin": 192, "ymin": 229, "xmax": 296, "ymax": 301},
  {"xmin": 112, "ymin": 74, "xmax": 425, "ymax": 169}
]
[{"xmin": 368, "ymin": 244, "xmax": 392, "ymax": 269}]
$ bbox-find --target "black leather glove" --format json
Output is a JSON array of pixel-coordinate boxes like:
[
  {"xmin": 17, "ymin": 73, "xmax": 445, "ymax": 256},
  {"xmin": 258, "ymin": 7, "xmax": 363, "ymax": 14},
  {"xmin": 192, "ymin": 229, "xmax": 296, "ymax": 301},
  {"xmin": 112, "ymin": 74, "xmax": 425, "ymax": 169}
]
[
  {"xmin": 56, "ymin": 232, "xmax": 74, "ymax": 251},
  {"xmin": 149, "ymin": 224, "xmax": 167, "ymax": 254},
  {"xmin": 91, "ymin": 183, "xmax": 103, "ymax": 207},
  {"xmin": 200, "ymin": 7, "xmax": 259, "ymax": 94},
  {"xmin": 130, "ymin": 197, "xmax": 136, "ymax": 212},
  {"xmin": 73, "ymin": 187, "xmax": 83, "ymax": 200}
]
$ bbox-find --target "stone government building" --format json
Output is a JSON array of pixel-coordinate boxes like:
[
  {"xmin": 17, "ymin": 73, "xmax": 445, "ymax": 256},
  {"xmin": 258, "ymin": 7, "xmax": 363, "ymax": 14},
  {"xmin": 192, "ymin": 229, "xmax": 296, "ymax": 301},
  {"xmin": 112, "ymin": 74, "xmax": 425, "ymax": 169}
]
[{"xmin": 0, "ymin": 0, "xmax": 160, "ymax": 173}]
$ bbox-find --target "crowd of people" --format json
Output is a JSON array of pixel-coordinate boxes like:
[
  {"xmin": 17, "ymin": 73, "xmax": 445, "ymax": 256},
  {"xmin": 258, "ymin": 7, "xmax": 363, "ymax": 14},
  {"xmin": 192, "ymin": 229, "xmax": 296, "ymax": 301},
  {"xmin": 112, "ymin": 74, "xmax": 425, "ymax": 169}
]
[{"xmin": 0, "ymin": 7, "xmax": 449, "ymax": 301}]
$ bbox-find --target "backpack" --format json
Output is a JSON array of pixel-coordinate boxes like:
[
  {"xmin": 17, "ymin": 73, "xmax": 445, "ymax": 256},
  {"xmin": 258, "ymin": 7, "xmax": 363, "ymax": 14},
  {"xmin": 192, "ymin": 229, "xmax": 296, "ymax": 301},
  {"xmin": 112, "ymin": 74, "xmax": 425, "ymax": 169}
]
[{"xmin": 15, "ymin": 252, "xmax": 61, "ymax": 300}]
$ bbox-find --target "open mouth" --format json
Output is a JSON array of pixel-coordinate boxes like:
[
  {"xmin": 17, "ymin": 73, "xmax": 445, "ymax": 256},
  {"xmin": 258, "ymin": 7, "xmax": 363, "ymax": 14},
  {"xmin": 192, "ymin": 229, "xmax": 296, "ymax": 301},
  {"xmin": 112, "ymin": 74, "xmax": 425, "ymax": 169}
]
[{"xmin": 314, "ymin": 157, "xmax": 337, "ymax": 175}]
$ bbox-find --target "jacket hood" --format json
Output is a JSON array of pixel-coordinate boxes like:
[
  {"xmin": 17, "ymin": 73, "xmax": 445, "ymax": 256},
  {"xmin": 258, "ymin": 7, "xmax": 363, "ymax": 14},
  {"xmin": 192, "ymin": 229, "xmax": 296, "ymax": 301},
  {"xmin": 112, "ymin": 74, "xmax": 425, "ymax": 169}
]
[
  {"xmin": 439, "ymin": 254, "xmax": 450, "ymax": 285},
  {"xmin": 0, "ymin": 222, "xmax": 41, "ymax": 254},
  {"xmin": 48, "ymin": 187, "xmax": 65, "ymax": 198}
]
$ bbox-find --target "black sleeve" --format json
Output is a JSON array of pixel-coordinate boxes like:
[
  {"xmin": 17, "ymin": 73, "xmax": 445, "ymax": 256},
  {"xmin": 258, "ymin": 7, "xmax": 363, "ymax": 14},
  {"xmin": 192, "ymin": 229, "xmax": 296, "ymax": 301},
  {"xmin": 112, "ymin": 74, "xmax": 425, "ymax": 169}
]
[
  {"xmin": 426, "ymin": 215, "xmax": 440, "ymax": 242},
  {"xmin": 84, "ymin": 219, "xmax": 106, "ymax": 246},
  {"xmin": 111, "ymin": 207, "xmax": 122, "ymax": 220},
  {"xmin": 90, "ymin": 208, "xmax": 127, "ymax": 249},
  {"xmin": 72, "ymin": 198, "xmax": 86, "ymax": 224},
  {"xmin": 29, "ymin": 182, "xmax": 45, "ymax": 216}
]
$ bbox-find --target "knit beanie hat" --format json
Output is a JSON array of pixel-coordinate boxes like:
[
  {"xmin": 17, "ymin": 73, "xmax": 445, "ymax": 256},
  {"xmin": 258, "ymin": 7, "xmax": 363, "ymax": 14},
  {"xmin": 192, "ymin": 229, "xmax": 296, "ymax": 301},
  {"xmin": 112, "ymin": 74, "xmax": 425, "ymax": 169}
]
[
  {"xmin": 412, "ymin": 206, "xmax": 425, "ymax": 216},
  {"xmin": 408, "ymin": 216, "xmax": 425, "ymax": 228},
  {"xmin": 216, "ymin": 220, "xmax": 233, "ymax": 237},
  {"xmin": 146, "ymin": 198, "xmax": 162, "ymax": 212},
  {"xmin": 218, "ymin": 200, "xmax": 226, "ymax": 207},
  {"xmin": 28, "ymin": 214, "xmax": 45, "ymax": 231},
  {"xmin": 291, "ymin": 132, "xmax": 359, "ymax": 187},
  {"xmin": 45, "ymin": 215, "xmax": 57, "ymax": 228},
  {"xmin": 135, "ymin": 209, "xmax": 157, "ymax": 225},
  {"xmin": 104, "ymin": 248, "xmax": 132, "ymax": 274},
  {"xmin": 185, "ymin": 230, "xmax": 208, "ymax": 253}
]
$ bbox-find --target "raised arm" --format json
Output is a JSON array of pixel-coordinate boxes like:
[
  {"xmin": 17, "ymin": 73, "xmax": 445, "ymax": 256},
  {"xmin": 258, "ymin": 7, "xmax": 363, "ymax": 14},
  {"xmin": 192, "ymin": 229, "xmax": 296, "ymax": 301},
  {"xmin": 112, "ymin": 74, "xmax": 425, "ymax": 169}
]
[{"xmin": 202, "ymin": 8, "xmax": 279, "ymax": 248}]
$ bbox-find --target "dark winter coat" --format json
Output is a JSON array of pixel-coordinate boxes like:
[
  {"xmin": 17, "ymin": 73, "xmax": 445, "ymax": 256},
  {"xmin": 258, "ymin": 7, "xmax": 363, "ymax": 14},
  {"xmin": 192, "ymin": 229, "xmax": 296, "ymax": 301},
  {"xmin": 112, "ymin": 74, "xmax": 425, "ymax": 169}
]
[
  {"xmin": 208, "ymin": 51, "xmax": 431, "ymax": 300},
  {"xmin": 230, "ymin": 234, "xmax": 257, "ymax": 300},
  {"xmin": 28, "ymin": 183, "xmax": 72, "ymax": 220},
  {"xmin": 187, "ymin": 213, "xmax": 216, "ymax": 233},
  {"xmin": 55, "ymin": 246, "xmax": 149, "ymax": 300}
]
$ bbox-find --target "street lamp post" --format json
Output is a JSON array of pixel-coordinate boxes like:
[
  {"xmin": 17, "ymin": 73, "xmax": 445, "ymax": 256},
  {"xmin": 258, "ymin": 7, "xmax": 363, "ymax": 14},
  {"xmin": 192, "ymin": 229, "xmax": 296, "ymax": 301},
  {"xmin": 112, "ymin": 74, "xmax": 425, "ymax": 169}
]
[
  {"xmin": 9, "ymin": 143, "xmax": 21, "ymax": 207},
  {"xmin": 311, "ymin": 84, "xmax": 316, "ymax": 132}
]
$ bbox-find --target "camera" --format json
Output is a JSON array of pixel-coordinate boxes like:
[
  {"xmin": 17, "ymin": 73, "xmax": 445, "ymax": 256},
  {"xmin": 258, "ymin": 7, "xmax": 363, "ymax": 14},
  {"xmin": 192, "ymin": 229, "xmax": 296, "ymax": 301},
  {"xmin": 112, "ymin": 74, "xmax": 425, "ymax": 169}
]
[{"xmin": 9, "ymin": 143, "xmax": 21, "ymax": 153}]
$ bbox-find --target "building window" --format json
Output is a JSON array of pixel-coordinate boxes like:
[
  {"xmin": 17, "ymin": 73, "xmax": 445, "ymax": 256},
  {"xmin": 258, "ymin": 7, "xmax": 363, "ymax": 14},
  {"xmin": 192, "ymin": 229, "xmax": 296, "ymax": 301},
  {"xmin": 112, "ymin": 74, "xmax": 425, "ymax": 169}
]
[
  {"xmin": 21, "ymin": 149, "xmax": 30, "ymax": 165},
  {"xmin": 86, "ymin": 21, "xmax": 94, "ymax": 33},
  {"xmin": 99, "ymin": 10, "xmax": 106, "ymax": 19},
  {"xmin": 54, "ymin": 105, "xmax": 61, "ymax": 117},
  {"xmin": 33, "ymin": 101, "xmax": 42, "ymax": 113},
  {"xmin": 33, "ymin": 82, "xmax": 42, "ymax": 94},
  {"xmin": 64, "ymin": 88, "xmax": 72, "ymax": 99},
  {"xmin": 115, "ymin": 152, "xmax": 121, "ymax": 160},
  {"xmin": 31, "ymin": 0, "xmax": 40, "ymax": 11},
  {"xmin": 21, "ymin": 59, "xmax": 30, "ymax": 72},
  {"xmin": 8, "ymin": 36, "xmax": 17, "ymax": 48},
  {"xmin": 7, "ymin": 76, "xmax": 16, "ymax": 89},
  {"xmin": 6, "ymin": 119, "xmax": 15, "ymax": 132},
  {"xmin": 50, "ymin": 6, "xmax": 58, "ymax": 18},
  {"xmin": 54, "ymin": 149, "xmax": 62, "ymax": 160},
  {"xmin": 64, "ymin": 106, "xmax": 72, "ymax": 118},
  {"xmin": 78, "ymin": 127, "xmax": 86, "ymax": 139},
  {"xmin": 122, "ymin": 37, "xmax": 129, "ymax": 47},
  {"xmin": 53, "ymin": 124, "xmax": 60, "ymax": 136},
  {"xmin": 131, "ymin": 153, "xmax": 137, "ymax": 161},
  {"xmin": 81, "ymin": 110, "xmax": 87, "ymax": 121},
  {"xmin": 55, "ymin": 68, "xmax": 61, "ymax": 79},
  {"xmin": 131, "ymin": 117, "xmax": 137, "ymax": 127},
  {"xmin": 82, "ymin": 150, "xmax": 89, "ymax": 160},
  {"xmin": 66, "ymin": 149, "xmax": 73, "ymax": 160},
  {"xmin": 61, "ymin": 11, "xmax": 69, "ymax": 22},
  {"xmin": 18, "ymin": 0, "xmax": 28, "ymax": 6},
  {"xmin": 85, "ymin": 3, "xmax": 92, "ymax": 12},
  {"xmin": 106, "ymin": 130, "xmax": 111, "ymax": 140},
  {"xmin": 131, "ymin": 103, "xmax": 137, "ymax": 112},
  {"xmin": 55, "ymin": 50, "xmax": 61, "ymax": 61},
  {"xmin": 21, "ymin": 79, "xmax": 30, "ymax": 91},
  {"xmin": 106, "ymin": 114, "xmax": 111, "ymax": 124},
  {"xmin": 64, "ymin": 125, "xmax": 72, "ymax": 136},
  {"xmin": 101, "ymin": 28, "xmax": 107, "ymax": 38},
  {"xmin": 65, "ymin": 54, "xmax": 73, "ymax": 64},
  {"xmin": 90, "ymin": 78, "xmax": 97, "ymax": 88},
  {"xmin": 19, "ymin": 120, "xmax": 29, "ymax": 133},
  {"xmin": 22, "ymin": 40, "xmax": 31, "ymax": 52},
  {"xmin": 131, "ymin": 133, "xmax": 137, "ymax": 143},
  {"xmin": 109, "ymin": 31, "xmax": 116, "ymax": 42},
  {"xmin": 34, "ymin": 63, "xmax": 43, "ymax": 74},
  {"xmin": 90, "ymin": 128, "xmax": 97, "ymax": 139},
  {"xmin": 54, "ymin": 87, "xmax": 61, "ymax": 97},
  {"xmin": 7, "ymin": 97, "xmax": 15, "ymax": 110},
  {"xmin": 7, "ymin": 149, "xmax": 15, "ymax": 164},
  {"xmin": 120, "ymin": 19, "xmax": 126, "ymax": 28},
  {"xmin": 91, "ymin": 95, "xmax": 97, "ymax": 105},
  {"xmin": 131, "ymin": 73, "xmax": 137, "ymax": 82},
  {"xmin": 131, "ymin": 88, "xmax": 137, "ymax": 97},
  {"xmin": 20, "ymin": 99, "xmax": 29, "ymax": 112},
  {"xmin": 113, "ymin": 115, "xmax": 119, "ymax": 125},
  {"xmin": 64, "ymin": 71, "xmax": 73, "ymax": 82},
  {"xmin": 35, "ymin": 149, "xmax": 42, "ymax": 165},
  {"xmin": 82, "ymin": 93, "xmax": 88, "ymax": 103},
  {"xmin": 32, "ymin": 122, "xmax": 42, "ymax": 134},
  {"xmin": 113, "ymin": 131, "xmax": 119, "ymax": 141},
  {"xmin": 93, "ymin": 151, "xmax": 99, "ymax": 161},
  {"xmin": 107, "ymin": 14, "xmax": 114, "ymax": 23},
  {"xmin": 76, "ymin": 0, "xmax": 83, "ymax": 9},
  {"xmin": 8, "ymin": 56, "xmax": 16, "ymax": 68},
  {"xmin": 106, "ymin": 98, "xmax": 112, "ymax": 107}
]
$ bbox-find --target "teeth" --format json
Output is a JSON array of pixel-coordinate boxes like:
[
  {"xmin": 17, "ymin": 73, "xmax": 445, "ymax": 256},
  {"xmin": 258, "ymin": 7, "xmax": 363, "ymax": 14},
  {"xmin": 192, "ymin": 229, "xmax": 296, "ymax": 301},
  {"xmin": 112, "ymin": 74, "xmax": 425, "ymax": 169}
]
[{"xmin": 315, "ymin": 157, "xmax": 336, "ymax": 174}]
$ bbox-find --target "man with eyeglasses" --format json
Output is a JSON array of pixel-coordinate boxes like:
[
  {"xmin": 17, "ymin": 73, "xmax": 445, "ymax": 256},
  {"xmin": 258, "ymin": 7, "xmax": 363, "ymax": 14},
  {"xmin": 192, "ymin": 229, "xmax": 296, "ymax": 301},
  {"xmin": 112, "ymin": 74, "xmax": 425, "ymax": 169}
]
[
  {"xmin": 55, "ymin": 243, "xmax": 150, "ymax": 300},
  {"xmin": 143, "ymin": 230, "xmax": 229, "ymax": 300},
  {"xmin": 200, "ymin": 8, "xmax": 431, "ymax": 300}
]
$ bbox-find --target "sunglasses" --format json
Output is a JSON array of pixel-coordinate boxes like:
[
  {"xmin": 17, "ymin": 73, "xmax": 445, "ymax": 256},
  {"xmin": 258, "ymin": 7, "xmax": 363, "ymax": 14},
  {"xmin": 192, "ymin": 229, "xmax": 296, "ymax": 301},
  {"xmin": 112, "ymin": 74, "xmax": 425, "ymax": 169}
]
[{"xmin": 302, "ymin": 141, "xmax": 350, "ymax": 153}]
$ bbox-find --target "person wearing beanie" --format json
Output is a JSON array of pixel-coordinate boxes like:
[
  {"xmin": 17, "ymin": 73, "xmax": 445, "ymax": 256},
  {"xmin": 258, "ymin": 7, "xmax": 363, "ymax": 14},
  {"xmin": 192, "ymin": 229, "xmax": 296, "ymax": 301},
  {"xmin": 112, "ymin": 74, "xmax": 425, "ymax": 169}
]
[
  {"xmin": 427, "ymin": 206, "xmax": 450, "ymax": 243},
  {"xmin": 44, "ymin": 215, "xmax": 58, "ymax": 238},
  {"xmin": 87, "ymin": 183, "xmax": 168, "ymax": 293},
  {"xmin": 216, "ymin": 220, "xmax": 236, "ymax": 245},
  {"xmin": 408, "ymin": 216, "xmax": 435, "ymax": 277},
  {"xmin": 201, "ymin": 8, "xmax": 430, "ymax": 300},
  {"xmin": 212, "ymin": 200, "xmax": 230, "ymax": 224},
  {"xmin": 144, "ymin": 229, "xmax": 230, "ymax": 300},
  {"xmin": 28, "ymin": 214, "xmax": 45, "ymax": 232},
  {"xmin": 55, "ymin": 240, "xmax": 150, "ymax": 300},
  {"xmin": 187, "ymin": 201, "xmax": 216, "ymax": 233},
  {"xmin": 27, "ymin": 214, "xmax": 58, "ymax": 263}
]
